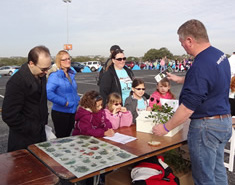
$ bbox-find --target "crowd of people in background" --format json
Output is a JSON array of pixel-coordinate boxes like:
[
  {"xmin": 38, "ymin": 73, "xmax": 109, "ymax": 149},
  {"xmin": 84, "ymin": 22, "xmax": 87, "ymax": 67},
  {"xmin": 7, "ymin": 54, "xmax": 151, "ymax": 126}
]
[{"xmin": 140, "ymin": 57, "xmax": 193, "ymax": 72}]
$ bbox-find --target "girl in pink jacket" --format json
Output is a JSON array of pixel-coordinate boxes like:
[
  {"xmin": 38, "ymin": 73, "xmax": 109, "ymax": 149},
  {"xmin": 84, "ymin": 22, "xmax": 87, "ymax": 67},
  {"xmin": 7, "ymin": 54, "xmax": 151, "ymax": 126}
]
[
  {"xmin": 72, "ymin": 91, "xmax": 115, "ymax": 137},
  {"xmin": 149, "ymin": 78, "xmax": 175, "ymax": 109},
  {"xmin": 104, "ymin": 93, "xmax": 133, "ymax": 129}
]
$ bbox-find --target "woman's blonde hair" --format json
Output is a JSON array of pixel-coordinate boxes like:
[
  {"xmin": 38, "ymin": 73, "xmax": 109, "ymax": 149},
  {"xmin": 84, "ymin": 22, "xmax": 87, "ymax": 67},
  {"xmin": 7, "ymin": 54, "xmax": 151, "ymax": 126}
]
[
  {"xmin": 55, "ymin": 50, "xmax": 69, "ymax": 69},
  {"xmin": 80, "ymin": 91, "xmax": 103, "ymax": 113},
  {"xmin": 106, "ymin": 92, "xmax": 122, "ymax": 111},
  {"xmin": 157, "ymin": 78, "xmax": 175, "ymax": 99}
]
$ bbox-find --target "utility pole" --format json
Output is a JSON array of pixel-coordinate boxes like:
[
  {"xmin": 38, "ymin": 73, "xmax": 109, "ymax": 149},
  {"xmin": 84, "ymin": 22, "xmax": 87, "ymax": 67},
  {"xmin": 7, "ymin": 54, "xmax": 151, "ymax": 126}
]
[{"xmin": 62, "ymin": 0, "xmax": 72, "ymax": 51}]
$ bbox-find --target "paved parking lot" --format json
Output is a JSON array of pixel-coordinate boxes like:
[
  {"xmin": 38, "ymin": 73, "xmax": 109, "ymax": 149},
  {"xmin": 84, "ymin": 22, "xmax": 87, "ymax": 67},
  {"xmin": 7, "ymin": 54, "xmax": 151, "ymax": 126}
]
[{"xmin": 0, "ymin": 70, "xmax": 234, "ymax": 184}]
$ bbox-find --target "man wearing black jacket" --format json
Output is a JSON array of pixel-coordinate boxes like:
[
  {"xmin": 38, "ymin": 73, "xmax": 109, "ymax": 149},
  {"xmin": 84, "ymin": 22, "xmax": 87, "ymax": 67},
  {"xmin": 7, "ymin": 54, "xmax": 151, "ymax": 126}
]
[{"xmin": 2, "ymin": 45, "xmax": 51, "ymax": 152}]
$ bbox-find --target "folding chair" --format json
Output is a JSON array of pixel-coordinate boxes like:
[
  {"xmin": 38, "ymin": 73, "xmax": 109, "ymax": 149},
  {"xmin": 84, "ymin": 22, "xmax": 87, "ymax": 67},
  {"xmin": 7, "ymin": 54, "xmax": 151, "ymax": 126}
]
[{"xmin": 224, "ymin": 125, "xmax": 235, "ymax": 172}]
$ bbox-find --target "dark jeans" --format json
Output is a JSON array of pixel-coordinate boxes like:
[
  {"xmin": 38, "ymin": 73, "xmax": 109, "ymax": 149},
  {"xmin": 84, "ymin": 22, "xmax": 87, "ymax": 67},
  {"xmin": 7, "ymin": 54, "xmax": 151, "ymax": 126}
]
[{"xmin": 51, "ymin": 110, "xmax": 75, "ymax": 138}]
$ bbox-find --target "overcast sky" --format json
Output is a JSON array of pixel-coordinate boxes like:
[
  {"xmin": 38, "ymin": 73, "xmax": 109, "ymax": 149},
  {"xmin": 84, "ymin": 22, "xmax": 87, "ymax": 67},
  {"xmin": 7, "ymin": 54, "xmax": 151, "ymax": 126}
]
[{"xmin": 0, "ymin": 0, "xmax": 234, "ymax": 58}]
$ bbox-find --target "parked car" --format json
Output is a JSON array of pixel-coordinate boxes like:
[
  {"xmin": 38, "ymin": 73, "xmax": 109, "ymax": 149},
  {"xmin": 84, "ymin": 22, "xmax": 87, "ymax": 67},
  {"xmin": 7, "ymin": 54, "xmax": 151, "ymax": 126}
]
[
  {"xmin": 71, "ymin": 62, "xmax": 84, "ymax": 72},
  {"xmin": 125, "ymin": 61, "xmax": 135, "ymax": 69},
  {"xmin": 84, "ymin": 61, "xmax": 101, "ymax": 72},
  {"xmin": 0, "ymin": 66, "xmax": 20, "ymax": 76}
]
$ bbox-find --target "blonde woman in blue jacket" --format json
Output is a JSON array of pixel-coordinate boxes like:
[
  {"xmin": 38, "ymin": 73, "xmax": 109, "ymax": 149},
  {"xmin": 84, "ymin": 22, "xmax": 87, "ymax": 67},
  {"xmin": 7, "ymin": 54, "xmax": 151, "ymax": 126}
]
[{"xmin": 47, "ymin": 50, "xmax": 80, "ymax": 138}]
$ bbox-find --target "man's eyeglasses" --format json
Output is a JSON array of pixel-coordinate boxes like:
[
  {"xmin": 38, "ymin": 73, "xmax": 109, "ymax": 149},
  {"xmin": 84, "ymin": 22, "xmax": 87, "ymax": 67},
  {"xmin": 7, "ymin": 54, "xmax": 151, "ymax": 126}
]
[
  {"xmin": 114, "ymin": 103, "xmax": 122, "ymax": 106},
  {"xmin": 135, "ymin": 88, "xmax": 145, "ymax": 91},
  {"xmin": 61, "ymin": 57, "xmax": 71, "ymax": 62},
  {"xmin": 36, "ymin": 65, "xmax": 51, "ymax": 72},
  {"xmin": 115, "ymin": 57, "xmax": 126, "ymax": 61}
]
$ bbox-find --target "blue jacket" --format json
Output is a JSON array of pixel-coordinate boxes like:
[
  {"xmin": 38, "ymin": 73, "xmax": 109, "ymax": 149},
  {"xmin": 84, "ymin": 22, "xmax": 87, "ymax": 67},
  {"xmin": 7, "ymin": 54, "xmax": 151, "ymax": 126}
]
[{"xmin": 47, "ymin": 69, "xmax": 80, "ymax": 113}]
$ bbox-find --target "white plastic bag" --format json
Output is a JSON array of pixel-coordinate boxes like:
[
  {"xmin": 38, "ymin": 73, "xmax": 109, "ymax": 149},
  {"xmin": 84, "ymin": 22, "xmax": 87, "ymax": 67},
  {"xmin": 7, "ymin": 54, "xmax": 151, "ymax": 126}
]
[{"xmin": 45, "ymin": 125, "xmax": 57, "ymax": 140}]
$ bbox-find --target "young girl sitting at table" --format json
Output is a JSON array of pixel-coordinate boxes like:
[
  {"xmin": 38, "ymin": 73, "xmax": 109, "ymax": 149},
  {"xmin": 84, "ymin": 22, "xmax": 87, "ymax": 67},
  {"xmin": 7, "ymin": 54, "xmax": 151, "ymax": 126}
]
[
  {"xmin": 104, "ymin": 92, "xmax": 133, "ymax": 129},
  {"xmin": 149, "ymin": 77, "xmax": 175, "ymax": 109},
  {"xmin": 72, "ymin": 90, "xmax": 115, "ymax": 137},
  {"xmin": 124, "ymin": 78, "xmax": 151, "ymax": 123}
]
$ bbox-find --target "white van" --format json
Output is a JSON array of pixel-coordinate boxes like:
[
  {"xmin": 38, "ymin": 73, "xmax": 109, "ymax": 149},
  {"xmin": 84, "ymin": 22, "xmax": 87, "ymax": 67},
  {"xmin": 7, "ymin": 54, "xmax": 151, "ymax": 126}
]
[{"xmin": 84, "ymin": 61, "xmax": 101, "ymax": 72}]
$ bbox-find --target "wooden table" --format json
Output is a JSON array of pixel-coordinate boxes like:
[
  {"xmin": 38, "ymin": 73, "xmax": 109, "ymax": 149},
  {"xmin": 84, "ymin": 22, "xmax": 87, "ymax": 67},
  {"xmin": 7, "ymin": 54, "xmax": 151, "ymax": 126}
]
[
  {"xmin": 28, "ymin": 121, "xmax": 189, "ymax": 183},
  {"xmin": 0, "ymin": 149, "xmax": 59, "ymax": 185}
]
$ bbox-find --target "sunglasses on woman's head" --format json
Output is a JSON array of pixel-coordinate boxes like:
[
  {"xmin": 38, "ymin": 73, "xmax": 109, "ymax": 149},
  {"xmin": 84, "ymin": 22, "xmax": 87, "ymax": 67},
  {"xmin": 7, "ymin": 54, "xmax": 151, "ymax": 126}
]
[
  {"xmin": 115, "ymin": 57, "xmax": 126, "ymax": 61},
  {"xmin": 114, "ymin": 48, "xmax": 124, "ymax": 53}
]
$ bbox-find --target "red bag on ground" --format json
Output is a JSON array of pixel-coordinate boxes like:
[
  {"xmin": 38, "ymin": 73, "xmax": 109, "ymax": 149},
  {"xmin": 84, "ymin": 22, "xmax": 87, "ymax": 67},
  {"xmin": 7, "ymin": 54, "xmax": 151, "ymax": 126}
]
[{"xmin": 131, "ymin": 156, "xmax": 179, "ymax": 185}]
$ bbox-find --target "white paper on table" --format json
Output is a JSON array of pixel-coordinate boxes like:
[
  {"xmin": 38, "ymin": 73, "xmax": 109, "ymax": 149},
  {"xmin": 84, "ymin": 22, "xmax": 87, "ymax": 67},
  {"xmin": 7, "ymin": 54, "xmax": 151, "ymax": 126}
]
[{"xmin": 104, "ymin": 132, "xmax": 137, "ymax": 144}]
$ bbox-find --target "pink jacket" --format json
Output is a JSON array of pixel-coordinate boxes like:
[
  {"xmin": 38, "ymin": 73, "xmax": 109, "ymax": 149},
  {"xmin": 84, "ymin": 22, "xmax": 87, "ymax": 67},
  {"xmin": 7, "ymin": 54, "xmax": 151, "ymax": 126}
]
[
  {"xmin": 72, "ymin": 107, "xmax": 112, "ymax": 137},
  {"xmin": 149, "ymin": 91, "xmax": 174, "ymax": 108},
  {"xmin": 104, "ymin": 108, "xmax": 133, "ymax": 129},
  {"xmin": 160, "ymin": 59, "xmax": 165, "ymax": 66}
]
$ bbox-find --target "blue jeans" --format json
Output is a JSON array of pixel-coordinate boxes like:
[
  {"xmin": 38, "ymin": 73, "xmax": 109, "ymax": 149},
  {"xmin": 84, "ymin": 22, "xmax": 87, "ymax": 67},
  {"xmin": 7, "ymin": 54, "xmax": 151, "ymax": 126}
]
[
  {"xmin": 188, "ymin": 117, "xmax": 232, "ymax": 185},
  {"xmin": 160, "ymin": 66, "xmax": 165, "ymax": 72}
]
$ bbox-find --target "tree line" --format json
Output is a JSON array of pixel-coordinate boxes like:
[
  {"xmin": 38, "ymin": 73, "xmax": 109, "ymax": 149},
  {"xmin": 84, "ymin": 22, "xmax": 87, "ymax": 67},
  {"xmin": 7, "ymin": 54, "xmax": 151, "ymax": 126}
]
[{"xmin": 0, "ymin": 47, "xmax": 215, "ymax": 67}]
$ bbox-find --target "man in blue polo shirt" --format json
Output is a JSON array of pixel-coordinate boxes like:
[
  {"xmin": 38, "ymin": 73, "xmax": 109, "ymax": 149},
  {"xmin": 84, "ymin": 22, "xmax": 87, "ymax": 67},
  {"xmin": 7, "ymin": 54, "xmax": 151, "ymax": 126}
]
[{"xmin": 153, "ymin": 19, "xmax": 232, "ymax": 185}]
